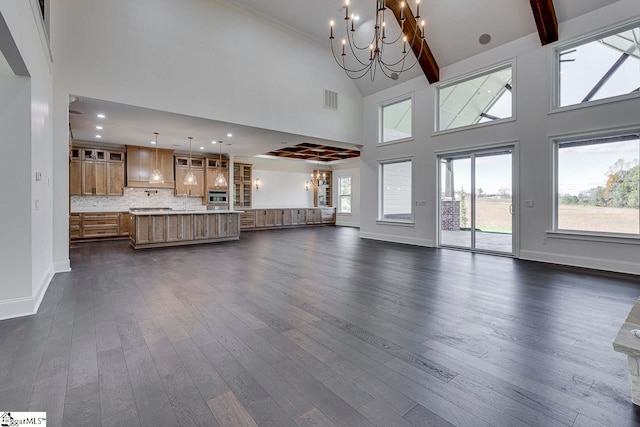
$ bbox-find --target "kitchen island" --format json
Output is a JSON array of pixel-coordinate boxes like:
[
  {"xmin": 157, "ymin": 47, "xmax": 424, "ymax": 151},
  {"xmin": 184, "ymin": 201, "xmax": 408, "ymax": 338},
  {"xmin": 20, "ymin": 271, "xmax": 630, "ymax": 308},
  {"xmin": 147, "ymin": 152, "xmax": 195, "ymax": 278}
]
[{"xmin": 129, "ymin": 210, "xmax": 240, "ymax": 249}]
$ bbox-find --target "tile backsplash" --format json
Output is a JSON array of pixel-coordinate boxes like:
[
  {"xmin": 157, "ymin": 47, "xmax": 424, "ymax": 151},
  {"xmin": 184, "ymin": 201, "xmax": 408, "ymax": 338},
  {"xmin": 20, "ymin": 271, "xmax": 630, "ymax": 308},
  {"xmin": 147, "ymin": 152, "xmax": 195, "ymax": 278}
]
[{"xmin": 71, "ymin": 188, "xmax": 205, "ymax": 212}]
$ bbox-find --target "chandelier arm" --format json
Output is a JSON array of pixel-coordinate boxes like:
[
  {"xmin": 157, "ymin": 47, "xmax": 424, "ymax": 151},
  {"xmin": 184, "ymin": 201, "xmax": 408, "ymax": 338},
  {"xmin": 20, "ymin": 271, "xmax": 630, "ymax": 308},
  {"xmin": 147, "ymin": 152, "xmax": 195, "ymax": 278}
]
[
  {"xmin": 346, "ymin": 23, "xmax": 377, "ymax": 51},
  {"xmin": 331, "ymin": 40, "xmax": 375, "ymax": 74},
  {"xmin": 345, "ymin": 33, "xmax": 376, "ymax": 67}
]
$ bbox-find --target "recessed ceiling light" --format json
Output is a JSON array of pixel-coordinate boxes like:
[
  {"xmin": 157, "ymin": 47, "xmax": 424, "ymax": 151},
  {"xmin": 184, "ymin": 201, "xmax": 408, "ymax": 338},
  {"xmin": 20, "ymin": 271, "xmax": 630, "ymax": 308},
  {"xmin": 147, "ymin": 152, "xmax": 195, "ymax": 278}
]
[
  {"xmin": 97, "ymin": 113, "xmax": 105, "ymax": 118},
  {"xmin": 96, "ymin": 135, "xmax": 102, "ymax": 138},
  {"xmin": 211, "ymin": 141, "xmax": 217, "ymax": 144},
  {"xmin": 150, "ymin": 140, "xmax": 156, "ymax": 145},
  {"xmin": 96, "ymin": 126, "xmax": 103, "ymax": 130},
  {"xmin": 227, "ymin": 133, "xmax": 233, "ymax": 137},
  {"xmin": 354, "ymin": 15, "xmax": 360, "ymax": 21},
  {"xmin": 200, "ymin": 147, "xmax": 204, "ymax": 150}
]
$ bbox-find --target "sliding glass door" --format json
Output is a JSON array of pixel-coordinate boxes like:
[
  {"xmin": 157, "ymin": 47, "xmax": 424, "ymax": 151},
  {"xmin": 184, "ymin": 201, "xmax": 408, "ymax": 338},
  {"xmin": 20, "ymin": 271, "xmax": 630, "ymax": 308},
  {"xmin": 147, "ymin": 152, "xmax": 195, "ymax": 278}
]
[{"xmin": 439, "ymin": 147, "xmax": 514, "ymax": 255}]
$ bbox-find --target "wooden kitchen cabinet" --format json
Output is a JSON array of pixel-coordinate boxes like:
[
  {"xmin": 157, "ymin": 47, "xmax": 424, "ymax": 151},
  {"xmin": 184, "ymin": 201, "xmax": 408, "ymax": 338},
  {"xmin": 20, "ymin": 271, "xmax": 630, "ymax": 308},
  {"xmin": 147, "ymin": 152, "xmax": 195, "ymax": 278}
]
[
  {"xmin": 69, "ymin": 160, "xmax": 82, "ymax": 196},
  {"xmin": 70, "ymin": 145, "xmax": 125, "ymax": 196},
  {"xmin": 107, "ymin": 151, "xmax": 125, "ymax": 195},
  {"xmin": 205, "ymin": 158, "xmax": 229, "ymax": 190},
  {"xmin": 130, "ymin": 212, "xmax": 240, "ymax": 249},
  {"xmin": 239, "ymin": 207, "xmax": 335, "ymax": 230},
  {"xmin": 69, "ymin": 211, "xmax": 131, "ymax": 241},
  {"xmin": 69, "ymin": 213, "xmax": 81, "ymax": 239},
  {"xmin": 126, "ymin": 146, "xmax": 174, "ymax": 188},
  {"xmin": 233, "ymin": 163, "xmax": 252, "ymax": 209},
  {"xmin": 306, "ymin": 208, "xmax": 322, "ymax": 224},
  {"xmin": 255, "ymin": 209, "xmax": 276, "ymax": 228},
  {"xmin": 175, "ymin": 157, "xmax": 205, "ymax": 197},
  {"xmin": 82, "ymin": 160, "xmax": 107, "ymax": 195}
]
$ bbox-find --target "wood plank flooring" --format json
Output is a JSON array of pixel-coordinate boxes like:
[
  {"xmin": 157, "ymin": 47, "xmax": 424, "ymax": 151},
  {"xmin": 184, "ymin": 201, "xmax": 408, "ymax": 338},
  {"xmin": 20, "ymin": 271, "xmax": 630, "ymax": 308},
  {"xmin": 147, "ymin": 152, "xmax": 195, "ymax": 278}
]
[{"xmin": 1, "ymin": 226, "xmax": 640, "ymax": 426}]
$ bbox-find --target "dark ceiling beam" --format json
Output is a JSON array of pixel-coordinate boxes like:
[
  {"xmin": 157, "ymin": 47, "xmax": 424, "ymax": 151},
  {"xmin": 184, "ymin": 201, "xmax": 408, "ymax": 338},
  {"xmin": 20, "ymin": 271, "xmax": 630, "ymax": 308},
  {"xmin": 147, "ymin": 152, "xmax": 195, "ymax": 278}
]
[
  {"xmin": 386, "ymin": 0, "xmax": 439, "ymax": 84},
  {"xmin": 529, "ymin": 0, "xmax": 558, "ymax": 45}
]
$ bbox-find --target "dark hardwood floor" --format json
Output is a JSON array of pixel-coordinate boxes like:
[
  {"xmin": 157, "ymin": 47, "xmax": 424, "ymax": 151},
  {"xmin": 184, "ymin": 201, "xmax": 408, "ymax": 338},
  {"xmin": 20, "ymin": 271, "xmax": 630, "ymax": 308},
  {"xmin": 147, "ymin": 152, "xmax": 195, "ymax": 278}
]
[{"xmin": 1, "ymin": 226, "xmax": 639, "ymax": 427}]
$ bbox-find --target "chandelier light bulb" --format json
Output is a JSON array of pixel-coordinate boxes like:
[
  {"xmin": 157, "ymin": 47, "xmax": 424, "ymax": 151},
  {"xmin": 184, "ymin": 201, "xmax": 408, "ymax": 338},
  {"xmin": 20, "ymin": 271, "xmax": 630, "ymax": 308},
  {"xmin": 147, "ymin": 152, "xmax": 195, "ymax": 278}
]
[{"xmin": 329, "ymin": 0, "xmax": 426, "ymax": 80}]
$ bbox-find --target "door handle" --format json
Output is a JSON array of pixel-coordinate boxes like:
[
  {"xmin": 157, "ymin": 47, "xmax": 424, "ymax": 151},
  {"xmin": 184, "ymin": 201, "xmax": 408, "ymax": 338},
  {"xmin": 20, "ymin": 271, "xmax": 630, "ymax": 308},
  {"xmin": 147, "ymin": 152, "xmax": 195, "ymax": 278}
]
[{"xmin": 509, "ymin": 204, "xmax": 513, "ymax": 215}]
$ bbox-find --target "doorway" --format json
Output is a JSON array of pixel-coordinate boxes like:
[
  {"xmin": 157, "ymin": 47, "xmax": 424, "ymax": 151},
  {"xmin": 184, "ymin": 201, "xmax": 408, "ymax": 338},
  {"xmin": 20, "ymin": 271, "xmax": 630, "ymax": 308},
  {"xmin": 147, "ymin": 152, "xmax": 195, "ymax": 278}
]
[{"xmin": 439, "ymin": 147, "xmax": 514, "ymax": 255}]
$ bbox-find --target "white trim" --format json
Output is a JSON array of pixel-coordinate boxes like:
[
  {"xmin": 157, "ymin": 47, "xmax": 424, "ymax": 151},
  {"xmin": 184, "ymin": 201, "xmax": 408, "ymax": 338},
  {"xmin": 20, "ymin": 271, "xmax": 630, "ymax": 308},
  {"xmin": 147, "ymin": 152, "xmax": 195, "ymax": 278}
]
[
  {"xmin": 547, "ymin": 230, "xmax": 640, "ymax": 245},
  {"xmin": 336, "ymin": 221, "xmax": 360, "ymax": 228},
  {"xmin": 0, "ymin": 264, "xmax": 54, "ymax": 321},
  {"xmin": 28, "ymin": 0, "xmax": 53, "ymax": 69},
  {"xmin": 375, "ymin": 220, "xmax": 415, "ymax": 227},
  {"xmin": 520, "ymin": 249, "xmax": 640, "ymax": 276},
  {"xmin": 434, "ymin": 59, "xmax": 516, "ymax": 134},
  {"xmin": 54, "ymin": 259, "xmax": 71, "ymax": 273},
  {"xmin": 359, "ymin": 231, "xmax": 434, "ymax": 248},
  {"xmin": 551, "ymin": 17, "xmax": 640, "ymax": 111},
  {"xmin": 377, "ymin": 156, "xmax": 414, "ymax": 222},
  {"xmin": 378, "ymin": 93, "xmax": 415, "ymax": 145},
  {"xmin": 551, "ymin": 128, "xmax": 640, "ymax": 235}
]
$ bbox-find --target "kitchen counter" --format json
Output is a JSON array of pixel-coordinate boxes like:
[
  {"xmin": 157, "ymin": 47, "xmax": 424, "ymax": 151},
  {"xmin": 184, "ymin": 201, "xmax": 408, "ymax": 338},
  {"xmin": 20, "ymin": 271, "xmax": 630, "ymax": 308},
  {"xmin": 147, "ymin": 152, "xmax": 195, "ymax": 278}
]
[
  {"xmin": 129, "ymin": 210, "xmax": 240, "ymax": 249},
  {"xmin": 129, "ymin": 209, "xmax": 242, "ymax": 215}
]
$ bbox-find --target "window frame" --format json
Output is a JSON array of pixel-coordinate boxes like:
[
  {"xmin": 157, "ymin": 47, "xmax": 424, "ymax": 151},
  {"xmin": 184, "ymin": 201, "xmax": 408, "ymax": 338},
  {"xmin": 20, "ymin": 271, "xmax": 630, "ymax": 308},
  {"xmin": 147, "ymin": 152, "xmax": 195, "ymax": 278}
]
[
  {"xmin": 377, "ymin": 157, "xmax": 414, "ymax": 224},
  {"xmin": 378, "ymin": 94, "xmax": 415, "ymax": 145},
  {"xmin": 551, "ymin": 128, "xmax": 640, "ymax": 240},
  {"xmin": 434, "ymin": 60, "xmax": 516, "ymax": 135},
  {"xmin": 551, "ymin": 19, "xmax": 640, "ymax": 112},
  {"xmin": 338, "ymin": 176, "xmax": 352, "ymax": 214}
]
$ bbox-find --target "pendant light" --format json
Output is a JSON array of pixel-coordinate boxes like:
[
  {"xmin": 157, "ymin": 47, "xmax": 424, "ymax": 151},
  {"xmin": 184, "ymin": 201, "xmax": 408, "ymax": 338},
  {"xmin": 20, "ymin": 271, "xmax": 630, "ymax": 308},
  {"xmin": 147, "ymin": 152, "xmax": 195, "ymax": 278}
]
[
  {"xmin": 184, "ymin": 136, "xmax": 197, "ymax": 186},
  {"xmin": 214, "ymin": 141, "xmax": 227, "ymax": 188},
  {"xmin": 149, "ymin": 132, "xmax": 165, "ymax": 184}
]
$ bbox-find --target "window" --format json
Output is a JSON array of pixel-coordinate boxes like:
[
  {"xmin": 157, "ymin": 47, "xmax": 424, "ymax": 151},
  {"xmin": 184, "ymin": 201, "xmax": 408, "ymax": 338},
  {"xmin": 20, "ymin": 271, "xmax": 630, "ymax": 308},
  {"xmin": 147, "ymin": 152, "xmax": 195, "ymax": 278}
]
[
  {"xmin": 379, "ymin": 160, "xmax": 413, "ymax": 222},
  {"xmin": 380, "ymin": 96, "xmax": 413, "ymax": 143},
  {"xmin": 555, "ymin": 131, "xmax": 639, "ymax": 235},
  {"xmin": 338, "ymin": 176, "xmax": 352, "ymax": 213},
  {"xmin": 556, "ymin": 22, "xmax": 640, "ymax": 108},
  {"xmin": 437, "ymin": 63, "xmax": 513, "ymax": 132}
]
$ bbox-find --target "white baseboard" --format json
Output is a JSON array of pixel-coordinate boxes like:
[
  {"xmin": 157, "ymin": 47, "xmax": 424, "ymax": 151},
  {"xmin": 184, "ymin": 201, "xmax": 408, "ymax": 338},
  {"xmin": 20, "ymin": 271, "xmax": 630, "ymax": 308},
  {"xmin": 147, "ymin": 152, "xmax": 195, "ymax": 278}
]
[
  {"xmin": 0, "ymin": 264, "xmax": 55, "ymax": 321},
  {"xmin": 520, "ymin": 250, "xmax": 640, "ymax": 276},
  {"xmin": 54, "ymin": 259, "xmax": 71, "ymax": 273},
  {"xmin": 336, "ymin": 221, "xmax": 360, "ymax": 228},
  {"xmin": 359, "ymin": 231, "xmax": 434, "ymax": 247}
]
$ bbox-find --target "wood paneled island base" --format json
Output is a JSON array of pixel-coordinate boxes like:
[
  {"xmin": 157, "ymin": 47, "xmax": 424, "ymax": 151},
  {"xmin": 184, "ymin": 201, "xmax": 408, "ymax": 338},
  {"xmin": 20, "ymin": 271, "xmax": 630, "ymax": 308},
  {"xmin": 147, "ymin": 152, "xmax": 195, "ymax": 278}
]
[{"xmin": 129, "ymin": 210, "xmax": 240, "ymax": 249}]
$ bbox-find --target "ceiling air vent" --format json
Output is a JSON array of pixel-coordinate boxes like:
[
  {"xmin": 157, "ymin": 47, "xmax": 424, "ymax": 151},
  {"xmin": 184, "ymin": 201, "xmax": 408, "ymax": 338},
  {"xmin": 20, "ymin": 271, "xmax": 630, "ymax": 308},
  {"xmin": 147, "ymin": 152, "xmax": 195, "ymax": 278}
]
[{"xmin": 324, "ymin": 89, "xmax": 338, "ymax": 111}]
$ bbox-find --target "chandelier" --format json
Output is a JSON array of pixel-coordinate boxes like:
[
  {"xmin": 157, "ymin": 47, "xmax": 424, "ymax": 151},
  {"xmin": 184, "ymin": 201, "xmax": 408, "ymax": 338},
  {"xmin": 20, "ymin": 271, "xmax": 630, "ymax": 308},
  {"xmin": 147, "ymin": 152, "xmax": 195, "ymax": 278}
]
[
  {"xmin": 149, "ymin": 132, "xmax": 164, "ymax": 184},
  {"xmin": 306, "ymin": 151, "xmax": 327, "ymax": 191},
  {"xmin": 184, "ymin": 137, "xmax": 197, "ymax": 186},
  {"xmin": 214, "ymin": 141, "xmax": 227, "ymax": 188},
  {"xmin": 330, "ymin": 0, "xmax": 426, "ymax": 81}
]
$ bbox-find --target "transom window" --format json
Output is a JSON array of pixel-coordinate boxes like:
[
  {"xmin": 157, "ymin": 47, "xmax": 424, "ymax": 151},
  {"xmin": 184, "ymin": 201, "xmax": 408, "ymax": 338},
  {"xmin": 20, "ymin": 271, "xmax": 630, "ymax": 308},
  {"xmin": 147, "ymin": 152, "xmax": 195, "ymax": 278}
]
[
  {"xmin": 555, "ymin": 131, "xmax": 639, "ymax": 235},
  {"xmin": 379, "ymin": 159, "xmax": 413, "ymax": 222},
  {"xmin": 338, "ymin": 176, "xmax": 352, "ymax": 213},
  {"xmin": 379, "ymin": 96, "xmax": 413, "ymax": 144},
  {"xmin": 436, "ymin": 63, "xmax": 513, "ymax": 132},
  {"xmin": 556, "ymin": 21, "xmax": 640, "ymax": 108}
]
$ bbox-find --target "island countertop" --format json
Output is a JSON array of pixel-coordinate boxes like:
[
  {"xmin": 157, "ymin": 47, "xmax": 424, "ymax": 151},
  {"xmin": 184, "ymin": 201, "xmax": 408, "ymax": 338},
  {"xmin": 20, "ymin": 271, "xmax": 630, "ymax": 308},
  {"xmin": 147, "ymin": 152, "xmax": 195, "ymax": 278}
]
[{"xmin": 129, "ymin": 209, "xmax": 243, "ymax": 216}]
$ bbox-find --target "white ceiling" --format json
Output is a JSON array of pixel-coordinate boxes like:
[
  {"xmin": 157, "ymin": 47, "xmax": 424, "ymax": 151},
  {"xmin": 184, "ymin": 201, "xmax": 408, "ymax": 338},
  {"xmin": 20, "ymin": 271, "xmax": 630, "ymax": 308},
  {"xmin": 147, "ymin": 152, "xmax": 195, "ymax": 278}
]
[
  {"xmin": 222, "ymin": 0, "xmax": 622, "ymax": 96},
  {"xmin": 69, "ymin": 1, "xmax": 624, "ymax": 158},
  {"xmin": 68, "ymin": 96, "xmax": 359, "ymax": 159}
]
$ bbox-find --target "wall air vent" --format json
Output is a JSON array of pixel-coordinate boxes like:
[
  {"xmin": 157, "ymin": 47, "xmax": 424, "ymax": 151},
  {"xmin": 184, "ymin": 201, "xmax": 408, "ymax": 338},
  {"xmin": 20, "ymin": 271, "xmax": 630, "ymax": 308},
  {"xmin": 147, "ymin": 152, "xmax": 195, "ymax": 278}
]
[{"xmin": 324, "ymin": 89, "xmax": 338, "ymax": 111}]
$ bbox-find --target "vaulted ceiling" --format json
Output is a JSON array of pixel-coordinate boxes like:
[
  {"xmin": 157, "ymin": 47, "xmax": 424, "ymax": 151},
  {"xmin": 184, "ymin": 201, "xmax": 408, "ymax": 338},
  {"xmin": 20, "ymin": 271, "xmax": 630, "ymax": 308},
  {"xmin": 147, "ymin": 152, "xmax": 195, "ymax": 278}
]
[{"xmin": 222, "ymin": 0, "xmax": 623, "ymax": 95}]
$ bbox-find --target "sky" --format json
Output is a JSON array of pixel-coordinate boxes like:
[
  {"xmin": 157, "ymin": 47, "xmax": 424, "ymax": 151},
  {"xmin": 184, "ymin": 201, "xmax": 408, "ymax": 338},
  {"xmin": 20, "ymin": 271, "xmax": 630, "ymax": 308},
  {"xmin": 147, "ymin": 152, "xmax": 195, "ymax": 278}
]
[{"xmin": 441, "ymin": 31, "xmax": 639, "ymax": 197}]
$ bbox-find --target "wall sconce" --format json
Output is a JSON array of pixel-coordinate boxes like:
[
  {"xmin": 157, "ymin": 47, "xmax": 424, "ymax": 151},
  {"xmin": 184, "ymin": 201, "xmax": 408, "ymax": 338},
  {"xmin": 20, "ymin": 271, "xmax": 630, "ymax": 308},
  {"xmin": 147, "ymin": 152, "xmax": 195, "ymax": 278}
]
[
  {"xmin": 254, "ymin": 178, "xmax": 261, "ymax": 190},
  {"xmin": 305, "ymin": 181, "xmax": 310, "ymax": 191}
]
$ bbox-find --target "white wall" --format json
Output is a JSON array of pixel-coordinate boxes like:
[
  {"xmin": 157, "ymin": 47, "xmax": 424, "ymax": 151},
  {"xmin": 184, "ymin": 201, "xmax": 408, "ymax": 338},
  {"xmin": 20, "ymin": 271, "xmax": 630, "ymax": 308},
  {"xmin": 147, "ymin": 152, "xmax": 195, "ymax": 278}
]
[
  {"xmin": 332, "ymin": 159, "xmax": 361, "ymax": 227},
  {"xmin": 360, "ymin": 0, "xmax": 640, "ymax": 274},
  {"xmin": 50, "ymin": 0, "xmax": 363, "ymax": 269},
  {"xmin": 237, "ymin": 157, "xmax": 323, "ymax": 208},
  {"xmin": 0, "ymin": 0, "xmax": 54, "ymax": 319}
]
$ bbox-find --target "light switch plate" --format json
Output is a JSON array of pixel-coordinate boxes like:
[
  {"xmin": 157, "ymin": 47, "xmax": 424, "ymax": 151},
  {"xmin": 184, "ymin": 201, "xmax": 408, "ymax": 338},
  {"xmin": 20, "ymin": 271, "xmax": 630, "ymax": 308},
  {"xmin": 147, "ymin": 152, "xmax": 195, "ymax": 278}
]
[{"xmin": 35, "ymin": 172, "xmax": 42, "ymax": 181}]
